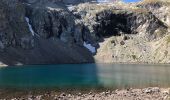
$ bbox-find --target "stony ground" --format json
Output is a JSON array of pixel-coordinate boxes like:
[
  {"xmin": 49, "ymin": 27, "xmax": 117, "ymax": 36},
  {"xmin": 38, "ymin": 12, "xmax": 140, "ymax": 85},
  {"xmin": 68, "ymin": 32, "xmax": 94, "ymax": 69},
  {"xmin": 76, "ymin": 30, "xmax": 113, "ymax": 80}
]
[
  {"xmin": 1, "ymin": 87, "xmax": 170, "ymax": 100},
  {"xmin": 73, "ymin": 1, "xmax": 170, "ymax": 64}
]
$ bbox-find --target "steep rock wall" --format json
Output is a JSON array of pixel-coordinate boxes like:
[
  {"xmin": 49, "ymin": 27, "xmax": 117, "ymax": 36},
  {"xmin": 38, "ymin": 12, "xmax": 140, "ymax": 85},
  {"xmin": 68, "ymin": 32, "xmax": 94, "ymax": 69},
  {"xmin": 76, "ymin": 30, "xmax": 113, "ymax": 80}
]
[{"xmin": 0, "ymin": 0, "xmax": 170, "ymax": 65}]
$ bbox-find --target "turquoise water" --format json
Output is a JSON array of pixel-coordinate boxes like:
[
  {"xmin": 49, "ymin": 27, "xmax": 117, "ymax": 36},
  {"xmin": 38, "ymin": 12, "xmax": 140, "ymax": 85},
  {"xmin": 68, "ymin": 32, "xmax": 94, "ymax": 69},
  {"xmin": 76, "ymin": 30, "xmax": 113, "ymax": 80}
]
[{"xmin": 0, "ymin": 64, "xmax": 170, "ymax": 89}]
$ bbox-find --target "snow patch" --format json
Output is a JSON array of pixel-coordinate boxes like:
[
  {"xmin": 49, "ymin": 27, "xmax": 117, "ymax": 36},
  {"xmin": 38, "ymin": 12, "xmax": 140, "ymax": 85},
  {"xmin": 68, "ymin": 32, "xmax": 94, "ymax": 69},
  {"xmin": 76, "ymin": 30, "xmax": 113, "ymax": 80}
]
[
  {"xmin": 66, "ymin": 5, "xmax": 75, "ymax": 11},
  {"xmin": 83, "ymin": 42, "xmax": 96, "ymax": 53},
  {"xmin": 23, "ymin": 3, "xmax": 31, "ymax": 5},
  {"xmin": 25, "ymin": 17, "xmax": 35, "ymax": 36},
  {"xmin": 97, "ymin": 0, "xmax": 109, "ymax": 3},
  {"xmin": 47, "ymin": 7, "xmax": 55, "ymax": 11}
]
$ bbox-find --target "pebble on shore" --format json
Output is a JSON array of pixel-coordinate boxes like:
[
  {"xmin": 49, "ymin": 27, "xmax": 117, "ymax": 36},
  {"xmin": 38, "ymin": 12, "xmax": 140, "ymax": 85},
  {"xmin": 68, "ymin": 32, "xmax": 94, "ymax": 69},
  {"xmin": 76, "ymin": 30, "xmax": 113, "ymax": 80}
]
[{"xmin": 0, "ymin": 87, "xmax": 170, "ymax": 100}]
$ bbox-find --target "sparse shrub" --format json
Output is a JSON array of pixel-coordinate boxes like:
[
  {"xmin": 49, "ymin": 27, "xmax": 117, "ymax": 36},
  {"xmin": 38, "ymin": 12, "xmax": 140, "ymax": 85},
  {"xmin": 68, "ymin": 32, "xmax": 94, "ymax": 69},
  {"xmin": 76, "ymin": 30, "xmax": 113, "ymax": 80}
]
[
  {"xmin": 164, "ymin": 50, "xmax": 168, "ymax": 56},
  {"xmin": 166, "ymin": 35, "xmax": 170, "ymax": 44},
  {"xmin": 132, "ymin": 55, "xmax": 137, "ymax": 60}
]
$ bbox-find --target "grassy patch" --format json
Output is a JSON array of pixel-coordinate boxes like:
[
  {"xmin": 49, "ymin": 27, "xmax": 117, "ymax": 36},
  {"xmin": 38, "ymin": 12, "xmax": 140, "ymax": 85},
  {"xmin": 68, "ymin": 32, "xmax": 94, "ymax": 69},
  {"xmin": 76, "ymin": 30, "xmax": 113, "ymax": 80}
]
[
  {"xmin": 141, "ymin": 0, "xmax": 162, "ymax": 4},
  {"xmin": 154, "ymin": 28, "xmax": 167, "ymax": 38},
  {"xmin": 132, "ymin": 55, "xmax": 137, "ymax": 60},
  {"xmin": 130, "ymin": 8, "xmax": 148, "ymax": 14},
  {"xmin": 139, "ymin": 0, "xmax": 170, "ymax": 6},
  {"xmin": 166, "ymin": 35, "xmax": 170, "ymax": 44},
  {"xmin": 164, "ymin": 50, "xmax": 168, "ymax": 57}
]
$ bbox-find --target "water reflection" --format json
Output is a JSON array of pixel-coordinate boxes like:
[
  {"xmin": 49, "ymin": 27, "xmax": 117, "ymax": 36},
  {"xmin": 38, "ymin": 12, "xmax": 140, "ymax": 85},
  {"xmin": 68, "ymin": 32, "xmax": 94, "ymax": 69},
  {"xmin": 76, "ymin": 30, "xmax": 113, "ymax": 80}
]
[
  {"xmin": 97, "ymin": 64, "xmax": 170, "ymax": 88},
  {"xmin": 0, "ymin": 64, "xmax": 170, "ymax": 89},
  {"xmin": 0, "ymin": 64, "xmax": 98, "ymax": 89}
]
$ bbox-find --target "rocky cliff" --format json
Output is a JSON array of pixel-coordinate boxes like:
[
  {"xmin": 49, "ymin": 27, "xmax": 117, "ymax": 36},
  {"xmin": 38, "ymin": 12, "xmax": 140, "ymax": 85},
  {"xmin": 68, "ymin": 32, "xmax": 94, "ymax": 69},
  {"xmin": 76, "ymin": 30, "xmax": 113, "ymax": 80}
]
[
  {"xmin": 0, "ymin": 0, "xmax": 169, "ymax": 66},
  {"xmin": 0, "ymin": 0, "xmax": 94, "ymax": 65}
]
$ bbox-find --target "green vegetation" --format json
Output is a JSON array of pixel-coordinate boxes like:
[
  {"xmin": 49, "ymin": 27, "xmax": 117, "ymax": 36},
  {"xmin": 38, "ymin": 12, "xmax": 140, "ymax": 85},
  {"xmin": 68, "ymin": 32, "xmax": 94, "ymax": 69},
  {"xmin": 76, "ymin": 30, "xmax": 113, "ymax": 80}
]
[
  {"xmin": 130, "ymin": 8, "xmax": 148, "ymax": 14},
  {"xmin": 132, "ymin": 54, "xmax": 137, "ymax": 60},
  {"xmin": 166, "ymin": 35, "xmax": 170, "ymax": 44},
  {"xmin": 164, "ymin": 50, "xmax": 168, "ymax": 57},
  {"xmin": 141, "ymin": 0, "xmax": 162, "ymax": 4},
  {"xmin": 139, "ymin": 0, "xmax": 170, "ymax": 6},
  {"xmin": 155, "ymin": 28, "xmax": 167, "ymax": 39}
]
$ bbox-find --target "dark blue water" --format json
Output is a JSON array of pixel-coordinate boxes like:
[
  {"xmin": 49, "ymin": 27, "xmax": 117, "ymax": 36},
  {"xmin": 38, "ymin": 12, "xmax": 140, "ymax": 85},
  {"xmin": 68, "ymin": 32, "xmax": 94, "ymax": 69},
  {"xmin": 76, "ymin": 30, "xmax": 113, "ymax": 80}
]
[{"xmin": 0, "ymin": 64, "xmax": 170, "ymax": 89}]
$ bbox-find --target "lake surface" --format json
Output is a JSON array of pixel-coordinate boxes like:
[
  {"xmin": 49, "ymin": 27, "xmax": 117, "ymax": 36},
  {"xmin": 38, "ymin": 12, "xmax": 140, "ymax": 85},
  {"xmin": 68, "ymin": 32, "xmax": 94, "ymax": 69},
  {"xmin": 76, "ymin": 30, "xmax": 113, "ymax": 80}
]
[{"xmin": 0, "ymin": 64, "xmax": 170, "ymax": 90}]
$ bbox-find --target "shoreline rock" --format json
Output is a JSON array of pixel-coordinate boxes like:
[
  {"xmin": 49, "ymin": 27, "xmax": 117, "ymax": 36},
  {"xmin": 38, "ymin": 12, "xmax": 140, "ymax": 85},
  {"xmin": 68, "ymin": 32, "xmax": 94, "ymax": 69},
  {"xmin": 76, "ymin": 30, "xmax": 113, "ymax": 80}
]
[{"xmin": 0, "ymin": 87, "xmax": 170, "ymax": 100}]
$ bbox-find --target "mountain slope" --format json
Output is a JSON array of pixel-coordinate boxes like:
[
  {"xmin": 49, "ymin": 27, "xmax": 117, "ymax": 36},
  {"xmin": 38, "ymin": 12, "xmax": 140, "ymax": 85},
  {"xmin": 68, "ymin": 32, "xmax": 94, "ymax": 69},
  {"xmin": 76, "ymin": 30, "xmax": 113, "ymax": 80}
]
[
  {"xmin": 0, "ymin": 0, "xmax": 94, "ymax": 66},
  {"xmin": 0, "ymin": 0, "xmax": 170, "ymax": 66}
]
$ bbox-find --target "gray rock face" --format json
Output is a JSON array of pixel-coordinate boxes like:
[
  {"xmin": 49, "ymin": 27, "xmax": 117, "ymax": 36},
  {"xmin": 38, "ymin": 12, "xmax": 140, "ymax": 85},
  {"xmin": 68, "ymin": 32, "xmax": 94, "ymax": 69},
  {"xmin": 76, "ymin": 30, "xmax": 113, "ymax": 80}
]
[
  {"xmin": 72, "ymin": 3, "xmax": 167, "ymax": 42},
  {"xmin": 0, "ymin": 0, "xmax": 94, "ymax": 65},
  {"xmin": 23, "ymin": 0, "xmax": 94, "ymax": 4},
  {"xmin": 0, "ymin": 0, "xmax": 34, "ymax": 50},
  {"xmin": 0, "ymin": 0, "xmax": 170, "ymax": 65},
  {"xmin": 71, "ymin": 2, "xmax": 169, "ymax": 63},
  {"xmin": 27, "ymin": 5, "xmax": 75, "ymax": 41},
  {"xmin": 137, "ymin": 1, "xmax": 170, "ymax": 27},
  {"xmin": 95, "ymin": 10, "xmax": 167, "ymax": 40}
]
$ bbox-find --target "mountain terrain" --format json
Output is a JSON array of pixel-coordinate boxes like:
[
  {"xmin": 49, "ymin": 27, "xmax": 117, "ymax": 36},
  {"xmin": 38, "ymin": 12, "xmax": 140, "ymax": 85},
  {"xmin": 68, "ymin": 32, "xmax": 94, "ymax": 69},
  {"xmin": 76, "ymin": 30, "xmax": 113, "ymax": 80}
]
[{"xmin": 0, "ymin": 0, "xmax": 170, "ymax": 66}]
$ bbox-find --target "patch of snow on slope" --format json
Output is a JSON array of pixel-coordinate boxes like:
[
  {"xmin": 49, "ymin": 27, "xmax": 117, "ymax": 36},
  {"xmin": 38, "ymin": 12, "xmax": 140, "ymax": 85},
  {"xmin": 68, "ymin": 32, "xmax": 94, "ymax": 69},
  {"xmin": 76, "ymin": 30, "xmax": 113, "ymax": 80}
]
[
  {"xmin": 23, "ymin": 3, "xmax": 31, "ymax": 5},
  {"xmin": 83, "ymin": 42, "xmax": 96, "ymax": 53},
  {"xmin": 47, "ymin": 7, "xmax": 55, "ymax": 11},
  {"xmin": 66, "ymin": 5, "xmax": 75, "ymax": 11},
  {"xmin": 25, "ymin": 17, "xmax": 35, "ymax": 36}
]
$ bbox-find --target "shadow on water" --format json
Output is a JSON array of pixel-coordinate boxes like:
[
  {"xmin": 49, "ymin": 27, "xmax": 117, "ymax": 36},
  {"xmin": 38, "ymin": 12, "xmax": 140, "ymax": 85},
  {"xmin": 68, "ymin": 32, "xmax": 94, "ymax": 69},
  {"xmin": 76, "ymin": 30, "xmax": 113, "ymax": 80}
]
[
  {"xmin": 0, "ymin": 64, "xmax": 99, "ymax": 91},
  {"xmin": 1, "ymin": 64, "xmax": 170, "ymax": 91}
]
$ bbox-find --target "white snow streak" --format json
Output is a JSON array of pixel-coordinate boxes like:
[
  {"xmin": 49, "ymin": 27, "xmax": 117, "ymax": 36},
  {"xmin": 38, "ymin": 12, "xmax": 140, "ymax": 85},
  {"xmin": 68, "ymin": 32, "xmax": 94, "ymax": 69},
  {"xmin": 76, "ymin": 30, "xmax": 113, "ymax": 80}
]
[
  {"xmin": 83, "ymin": 42, "xmax": 96, "ymax": 53},
  {"xmin": 25, "ymin": 17, "xmax": 35, "ymax": 36},
  {"xmin": 66, "ymin": 5, "xmax": 75, "ymax": 11}
]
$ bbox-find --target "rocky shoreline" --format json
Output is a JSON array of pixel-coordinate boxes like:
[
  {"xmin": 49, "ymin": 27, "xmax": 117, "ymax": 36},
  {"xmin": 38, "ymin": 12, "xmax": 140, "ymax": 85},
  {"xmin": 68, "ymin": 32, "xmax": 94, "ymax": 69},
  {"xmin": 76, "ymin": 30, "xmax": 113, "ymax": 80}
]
[
  {"xmin": 0, "ymin": 87, "xmax": 170, "ymax": 100},
  {"xmin": 0, "ymin": 63, "xmax": 7, "ymax": 67}
]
